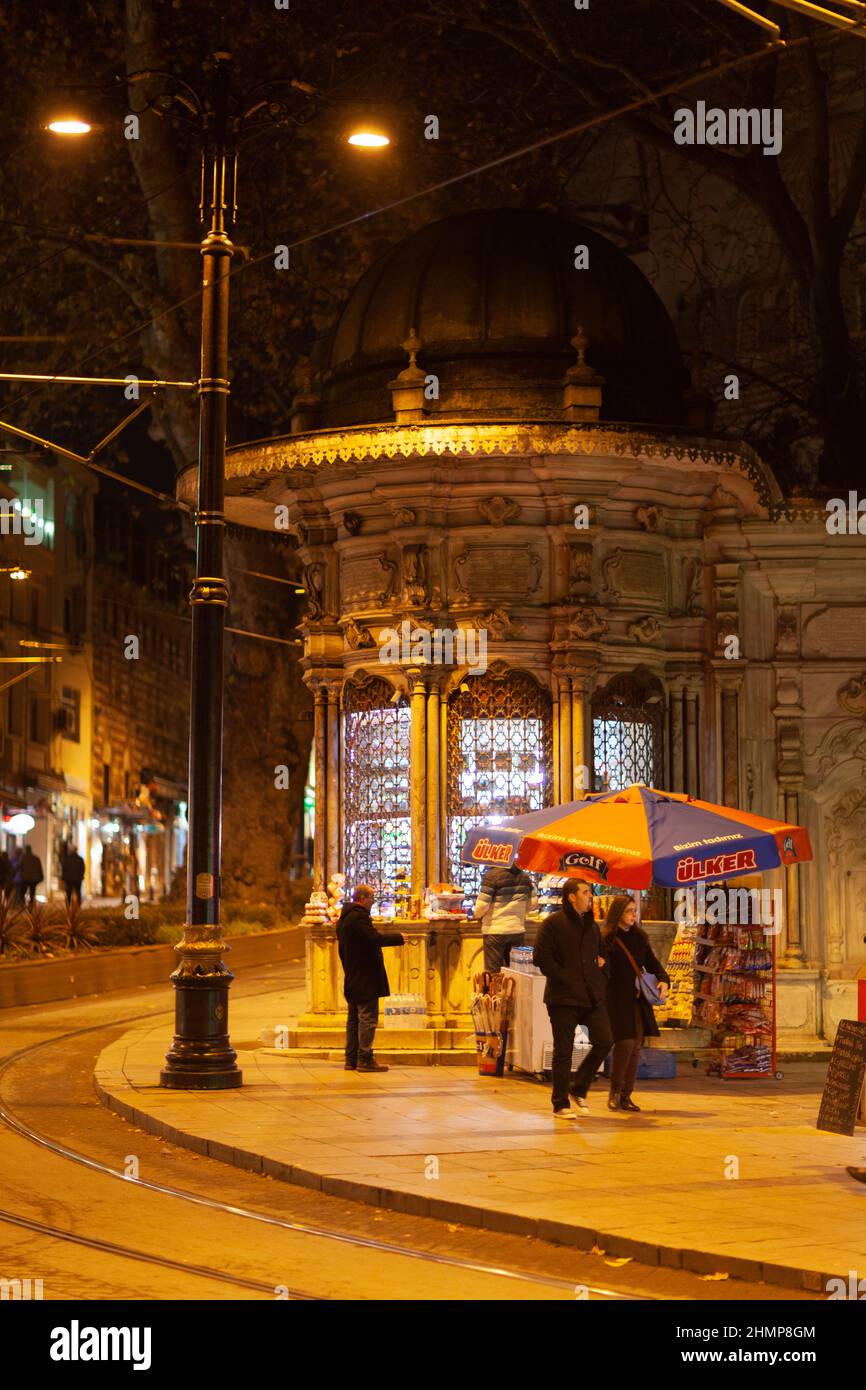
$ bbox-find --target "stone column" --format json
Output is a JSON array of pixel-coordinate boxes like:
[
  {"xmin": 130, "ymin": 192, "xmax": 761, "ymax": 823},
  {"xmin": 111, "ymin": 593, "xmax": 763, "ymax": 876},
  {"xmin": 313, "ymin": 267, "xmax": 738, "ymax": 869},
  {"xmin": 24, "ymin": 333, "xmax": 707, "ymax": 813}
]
[
  {"xmin": 426, "ymin": 681, "xmax": 440, "ymax": 886},
  {"xmin": 782, "ymin": 788, "xmax": 805, "ymax": 966},
  {"xmin": 719, "ymin": 680, "xmax": 740, "ymax": 808},
  {"xmin": 409, "ymin": 668, "xmax": 427, "ymax": 897},
  {"xmin": 571, "ymin": 670, "xmax": 593, "ymax": 796},
  {"xmin": 439, "ymin": 695, "xmax": 449, "ymax": 878},
  {"xmin": 552, "ymin": 686, "xmax": 561, "ymax": 804},
  {"xmin": 558, "ymin": 675, "xmax": 573, "ymax": 802},
  {"xmin": 326, "ymin": 684, "xmax": 340, "ymax": 880},
  {"xmin": 312, "ymin": 685, "xmax": 327, "ymax": 889},
  {"xmin": 669, "ymin": 679, "xmax": 685, "ymax": 792},
  {"xmin": 685, "ymin": 679, "xmax": 700, "ymax": 798}
]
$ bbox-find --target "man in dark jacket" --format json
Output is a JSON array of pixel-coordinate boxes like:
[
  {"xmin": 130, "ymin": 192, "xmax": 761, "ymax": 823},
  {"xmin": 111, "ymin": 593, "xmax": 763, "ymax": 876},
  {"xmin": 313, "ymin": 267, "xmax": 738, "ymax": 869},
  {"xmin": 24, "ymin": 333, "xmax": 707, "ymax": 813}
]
[
  {"xmin": 61, "ymin": 844, "xmax": 86, "ymax": 904},
  {"xmin": 533, "ymin": 878, "xmax": 613, "ymax": 1118},
  {"xmin": 20, "ymin": 846, "xmax": 44, "ymax": 907},
  {"xmin": 337, "ymin": 884, "xmax": 404, "ymax": 1073}
]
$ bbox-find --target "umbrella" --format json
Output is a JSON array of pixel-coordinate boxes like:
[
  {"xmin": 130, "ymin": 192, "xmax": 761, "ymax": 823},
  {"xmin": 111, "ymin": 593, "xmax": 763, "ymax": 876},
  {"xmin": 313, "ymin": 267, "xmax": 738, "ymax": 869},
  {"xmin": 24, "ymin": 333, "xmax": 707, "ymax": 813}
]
[{"xmin": 460, "ymin": 783, "xmax": 812, "ymax": 889}]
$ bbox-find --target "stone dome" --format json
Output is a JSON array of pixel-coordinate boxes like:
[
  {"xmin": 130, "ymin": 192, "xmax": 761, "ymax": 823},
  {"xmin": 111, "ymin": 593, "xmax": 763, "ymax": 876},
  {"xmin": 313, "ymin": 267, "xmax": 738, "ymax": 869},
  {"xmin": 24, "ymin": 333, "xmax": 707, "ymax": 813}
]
[{"xmin": 314, "ymin": 207, "xmax": 689, "ymax": 428}]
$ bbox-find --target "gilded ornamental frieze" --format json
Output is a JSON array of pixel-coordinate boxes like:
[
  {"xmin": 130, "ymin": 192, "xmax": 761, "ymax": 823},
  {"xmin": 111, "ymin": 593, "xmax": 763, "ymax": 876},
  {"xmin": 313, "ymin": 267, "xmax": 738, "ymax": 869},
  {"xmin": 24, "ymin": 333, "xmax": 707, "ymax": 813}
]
[{"xmin": 217, "ymin": 421, "xmax": 776, "ymax": 507}]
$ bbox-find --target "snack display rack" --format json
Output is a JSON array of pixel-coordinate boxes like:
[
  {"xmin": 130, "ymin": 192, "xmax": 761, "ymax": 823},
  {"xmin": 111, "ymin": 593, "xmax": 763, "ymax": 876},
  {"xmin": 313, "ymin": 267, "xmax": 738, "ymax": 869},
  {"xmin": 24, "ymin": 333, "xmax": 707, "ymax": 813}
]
[
  {"xmin": 655, "ymin": 921, "xmax": 699, "ymax": 1027},
  {"xmin": 692, "ymin": 922, "xmax": 778, "ymax": 1079}
]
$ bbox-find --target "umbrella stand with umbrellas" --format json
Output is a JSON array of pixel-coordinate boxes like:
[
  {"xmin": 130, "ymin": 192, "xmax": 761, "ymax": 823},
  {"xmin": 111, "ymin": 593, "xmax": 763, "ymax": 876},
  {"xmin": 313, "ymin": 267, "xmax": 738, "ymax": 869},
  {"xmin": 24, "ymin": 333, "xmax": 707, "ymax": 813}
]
[{"xmin": 461, "ymin": 784, "xmax": 812, "ymax": 1081}]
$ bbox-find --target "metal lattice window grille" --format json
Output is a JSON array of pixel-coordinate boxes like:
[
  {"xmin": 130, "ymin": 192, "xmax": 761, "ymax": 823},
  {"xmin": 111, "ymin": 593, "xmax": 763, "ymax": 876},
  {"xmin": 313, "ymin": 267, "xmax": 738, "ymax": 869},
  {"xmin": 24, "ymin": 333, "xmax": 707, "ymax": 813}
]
[
  {"xmin": 591, "ymin": 670, "xmax": 664, "ymax": 794},
  {"xmin": 591, "ymin": 670, "xmax": 666, "ymax": 918},
  {"xmin": 446, "ymin": 670, "xmax": 552, "ymax": 903},
  {"xmin": 342, "ymin": 677, "xmax": 411, "ymax": 903}
]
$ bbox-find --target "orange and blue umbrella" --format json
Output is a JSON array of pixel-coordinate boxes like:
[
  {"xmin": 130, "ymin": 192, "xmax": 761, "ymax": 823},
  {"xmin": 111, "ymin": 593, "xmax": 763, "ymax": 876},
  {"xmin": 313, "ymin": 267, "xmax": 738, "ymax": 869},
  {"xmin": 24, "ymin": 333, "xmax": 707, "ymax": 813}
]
[{"xmin": 460, "ymin": 783, "xmax": 812, "ymax": 889}]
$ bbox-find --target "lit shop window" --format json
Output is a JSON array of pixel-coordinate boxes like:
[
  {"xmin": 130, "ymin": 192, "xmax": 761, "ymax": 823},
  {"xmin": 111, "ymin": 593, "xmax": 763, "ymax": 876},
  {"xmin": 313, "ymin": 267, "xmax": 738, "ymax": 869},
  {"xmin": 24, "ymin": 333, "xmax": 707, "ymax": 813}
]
[
  {"xmin": 446, "ymin": 671, "xmax": 552, "ymax": 901},
  {"xmin": 342, "ymin": 677, "xmax": 411, "ymax": 900},
  {"xmin": 591, "ymin": 670, "xmax": 663, "ymax": 793}
]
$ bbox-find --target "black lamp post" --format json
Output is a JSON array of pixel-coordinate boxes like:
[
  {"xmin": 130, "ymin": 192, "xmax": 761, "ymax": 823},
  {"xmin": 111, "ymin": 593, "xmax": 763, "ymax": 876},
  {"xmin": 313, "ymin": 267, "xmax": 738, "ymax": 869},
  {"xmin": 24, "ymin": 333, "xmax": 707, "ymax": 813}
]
[{"xmin": 160, "ymin": 51, "xmax": 239, "ymax": 1088}]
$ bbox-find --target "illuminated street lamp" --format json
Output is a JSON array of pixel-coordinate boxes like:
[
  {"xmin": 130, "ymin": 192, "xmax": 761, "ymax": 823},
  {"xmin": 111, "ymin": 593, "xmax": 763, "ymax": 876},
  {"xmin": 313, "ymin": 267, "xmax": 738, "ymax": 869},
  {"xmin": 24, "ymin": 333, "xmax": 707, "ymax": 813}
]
[
  {"xmin": 0, "ymin": 566, "xmax": 31, "ymax": 581},
  {"xmin": 42, "ymin": 59, "xmax": 391, "ymax": 1090}
]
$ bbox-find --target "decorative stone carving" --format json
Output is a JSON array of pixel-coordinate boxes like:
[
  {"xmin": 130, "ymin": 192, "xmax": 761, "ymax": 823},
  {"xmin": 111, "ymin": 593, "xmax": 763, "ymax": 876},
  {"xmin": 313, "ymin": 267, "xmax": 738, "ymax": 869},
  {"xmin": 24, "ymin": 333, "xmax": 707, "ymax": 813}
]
[
  {"xmin": 394, "ymin": 507, "xmax": 416, "ymax": 525},
  {"xmin": 478, "ymin": 495, "xmax": 520, "ymax": 527},
  {"xmin": 400, "ymin": 544, "xmax": 429, "ymax": 607},
  {"xmin": 802, "ymin": 606, "xmax": 866, "ymax": 658},
  {"xmin": 473, "ymin": 607, "xmax": 526, "ymax": 640},
  {"xmin": 302, "ymin": 561, "xmax": 326, "ymax": 619},
  {"xmin": 635, "ymin": 505, "xmax": 659, "ymax": 531},
  {"xmin": 628, "ymin": 615, "xmax": 662, "ymax": 643},
  {"xmin": 343, "ymin": 511, "xmax": 363, "ymax": 536},
  {"xmin": 775, "ymin": 605, "xmax": 799, "ymax": 654},
  {"xmin": 601, "ymin": 549, "xmax": 622, "ymax": 603},
  {"xmin": 388, "ymin": 328, "xmax": 428, "ymax": 422},
  {"xmin": 343, "ymin": 619, "xmax": 375, "ymax": 650},
  {"xmin": 453, "ymin": 546, "xmax": 542, "ymax": 599},
  {"xmin": 838, "ymin": 671, "xmax": 866, "ymax": 716},
  {"xmin": 826, "ymin": 789, "xmax": 866, "ymax": 868},
  {"xmin": 684, "ymin": 557, "xmax": 705, "ymax": 616},
  {"xmin": 569, "ymin": 607, "xmax": 608, "ymax": 641},
  {"xmin": 776, "ymin": 720, "xmax": 803, "ymax": 781},
  {"xmin": 809, "ymin": 719, "xmax": 866, "ymax": 779},
  {"xmin": 568, "ymin": 543, "xmax": 593, "ymax": 598},
  {"xmin": 341, "ymin": 552, "xmax": 397, "ymax": 607}
]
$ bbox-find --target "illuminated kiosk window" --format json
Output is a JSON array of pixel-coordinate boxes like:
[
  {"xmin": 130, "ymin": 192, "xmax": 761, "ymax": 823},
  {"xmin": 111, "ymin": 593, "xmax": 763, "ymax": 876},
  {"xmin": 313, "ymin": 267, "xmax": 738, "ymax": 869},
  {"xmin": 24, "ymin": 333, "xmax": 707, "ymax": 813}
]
[
  {"xmin": 342, "ymin": 676, "xmax": 411, "ymax": 899},
  {"xmin": 446, "ymin": 670, "xmax": 552, "ymax": 901},
  {"xmin": 591, "ymin": 670, "xmax": 664, "ymax": 793}
]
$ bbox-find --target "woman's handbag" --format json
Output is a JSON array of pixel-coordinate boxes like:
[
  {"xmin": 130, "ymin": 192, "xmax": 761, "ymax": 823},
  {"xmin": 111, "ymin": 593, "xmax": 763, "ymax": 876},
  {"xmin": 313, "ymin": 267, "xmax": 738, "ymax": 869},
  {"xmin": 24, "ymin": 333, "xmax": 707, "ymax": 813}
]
[{"xmin": 615, "ymin": 936, "xmax": 664, "ymax": 1007}]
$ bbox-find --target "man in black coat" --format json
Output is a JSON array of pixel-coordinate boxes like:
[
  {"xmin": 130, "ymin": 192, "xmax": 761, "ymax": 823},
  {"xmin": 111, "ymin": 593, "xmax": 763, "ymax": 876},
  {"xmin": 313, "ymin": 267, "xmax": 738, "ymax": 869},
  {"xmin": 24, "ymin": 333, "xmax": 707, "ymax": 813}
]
[
  {"xmin": 337, "ymin": 884, "xmax": 404, "ymax": 1073},
  {"xmin": 61, "ymin": 844, "xmax": 86, "ymax": 905},
  {"xmin": 533, "ymin": 879, "xmax": 613, "ymax": 1118}
]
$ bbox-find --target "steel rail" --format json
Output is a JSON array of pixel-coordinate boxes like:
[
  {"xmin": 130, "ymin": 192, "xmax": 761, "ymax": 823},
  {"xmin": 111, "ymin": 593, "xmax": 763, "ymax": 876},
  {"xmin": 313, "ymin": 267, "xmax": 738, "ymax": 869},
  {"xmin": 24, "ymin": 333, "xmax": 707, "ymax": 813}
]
[{"xmin": 0, "ymin": 997, "xmax": 658, "ymax": 1301}]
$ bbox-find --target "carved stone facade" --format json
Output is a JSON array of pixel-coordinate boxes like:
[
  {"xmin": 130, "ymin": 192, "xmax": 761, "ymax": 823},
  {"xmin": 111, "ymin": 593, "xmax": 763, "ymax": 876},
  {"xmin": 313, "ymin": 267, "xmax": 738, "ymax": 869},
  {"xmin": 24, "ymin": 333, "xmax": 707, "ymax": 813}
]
[{"xmin": 193, "ymin": 210, "xmax": 866, "ymax": 1047}]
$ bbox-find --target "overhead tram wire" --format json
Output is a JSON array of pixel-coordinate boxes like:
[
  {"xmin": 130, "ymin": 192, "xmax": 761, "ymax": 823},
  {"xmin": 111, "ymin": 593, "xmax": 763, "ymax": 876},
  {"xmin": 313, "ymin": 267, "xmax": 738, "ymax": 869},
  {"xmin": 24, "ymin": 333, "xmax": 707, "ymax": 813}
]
[{"xmin": 0, "ymin": 26, "xmax": 825, "ymax": 432}]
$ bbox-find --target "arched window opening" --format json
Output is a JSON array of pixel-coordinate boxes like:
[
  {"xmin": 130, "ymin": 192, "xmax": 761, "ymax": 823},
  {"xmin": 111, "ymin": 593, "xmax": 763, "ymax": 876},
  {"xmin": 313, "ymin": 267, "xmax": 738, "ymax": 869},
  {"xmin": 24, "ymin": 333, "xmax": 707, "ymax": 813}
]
[
  {"xmin": 446, "ymin": 670, "xmax": 552, "ymax": 901},
  {"xmin": 591, "ymin": 669, "xmax": 664, "ymax": 793},
  {"xmin": 342, "ymin": 676, "xmax": 411, "ymax": 897}
]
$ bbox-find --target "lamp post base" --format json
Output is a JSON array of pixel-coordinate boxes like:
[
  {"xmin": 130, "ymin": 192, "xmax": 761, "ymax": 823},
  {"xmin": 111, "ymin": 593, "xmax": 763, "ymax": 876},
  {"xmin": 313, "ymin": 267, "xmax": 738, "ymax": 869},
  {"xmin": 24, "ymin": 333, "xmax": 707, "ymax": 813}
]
[{"xmin": 160, "ymin": 966, "xmax": 243, "ymax": 1090}]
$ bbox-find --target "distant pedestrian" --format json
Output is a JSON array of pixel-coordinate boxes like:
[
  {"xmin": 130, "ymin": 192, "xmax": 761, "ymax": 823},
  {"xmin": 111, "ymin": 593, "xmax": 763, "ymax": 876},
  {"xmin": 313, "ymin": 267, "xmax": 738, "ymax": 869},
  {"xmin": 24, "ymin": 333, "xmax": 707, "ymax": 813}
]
[
  {"xmin": 10, "ymin": 847, "xmax": 24, "ymax": 904},
  {"xmin": 602, "ymin": 895, "xmax": 669, "ymax": 1113},
  {"xmin": 533, "ymin": 879, "xmax": 612, "ymax": 1119},
  {"xmin": 472, "ymin": 863, "xmax": 537, "ymax": 972},
  {"xmin": 61, "ymin": 846, "xmax": 86, "ymax": 905},
  {"xmin": 0, "ymin": 850, "xmax": 11, "ymax": 897},
  {"xmin": 337, "ymin": 884, "xmax": 404, "ymax": 1073},
  {"xmin": 20, "ymin": 846, "xmax": 44, "ymax": 907}
]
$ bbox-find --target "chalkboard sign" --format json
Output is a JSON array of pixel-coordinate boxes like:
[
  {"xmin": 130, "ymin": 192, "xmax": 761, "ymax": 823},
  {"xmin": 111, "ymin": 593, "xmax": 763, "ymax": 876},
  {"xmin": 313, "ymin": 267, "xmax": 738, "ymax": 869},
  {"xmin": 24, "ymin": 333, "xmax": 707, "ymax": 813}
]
[{"xmin": 817, "ymin": 1019, "xmax": 866, "ymax": 1136}]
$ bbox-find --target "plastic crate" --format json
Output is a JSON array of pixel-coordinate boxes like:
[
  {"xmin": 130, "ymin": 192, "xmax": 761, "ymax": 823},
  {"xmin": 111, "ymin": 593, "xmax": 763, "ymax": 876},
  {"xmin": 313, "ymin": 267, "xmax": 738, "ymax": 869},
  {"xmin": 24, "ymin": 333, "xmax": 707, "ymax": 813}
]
[{"xmin": 604, "ymin": 1048, "xmax": 677, "ymax": 1080}]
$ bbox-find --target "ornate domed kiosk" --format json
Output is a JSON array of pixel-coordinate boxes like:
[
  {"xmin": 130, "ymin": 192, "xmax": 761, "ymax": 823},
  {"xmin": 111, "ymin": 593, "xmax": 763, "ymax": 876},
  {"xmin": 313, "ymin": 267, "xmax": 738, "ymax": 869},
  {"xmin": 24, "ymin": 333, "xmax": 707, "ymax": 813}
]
[{"xmin": 181, "ymin": 207, "xmax": 866, "ymax": 1057}]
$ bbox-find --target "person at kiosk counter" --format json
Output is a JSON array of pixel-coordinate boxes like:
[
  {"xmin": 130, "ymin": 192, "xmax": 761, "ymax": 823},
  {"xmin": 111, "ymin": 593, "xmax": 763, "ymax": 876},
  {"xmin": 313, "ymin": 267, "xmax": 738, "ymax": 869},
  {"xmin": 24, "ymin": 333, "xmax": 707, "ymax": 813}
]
[
  {"xmin": 532, "ymin": 879, "xmax": 613, "ymax": 1118},
  {"xmin": 472, "ymin": 863, "xmax": 538, "ymax": 973},
  {"xmin": 602, "ymin": 895, "xmax": 669, "ymax": 1112},
  {"xmin": 337, "ymin": 884, "xmax": 404, "ymax": 1073}
]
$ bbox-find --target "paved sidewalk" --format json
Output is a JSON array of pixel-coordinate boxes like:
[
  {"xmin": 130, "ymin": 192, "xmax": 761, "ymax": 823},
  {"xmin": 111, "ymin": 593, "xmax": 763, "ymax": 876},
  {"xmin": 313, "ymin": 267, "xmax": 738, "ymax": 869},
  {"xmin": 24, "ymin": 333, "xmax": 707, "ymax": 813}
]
[{"xmin": 94, "ymin": 987, "xmax": 866, "ymax": 1294}]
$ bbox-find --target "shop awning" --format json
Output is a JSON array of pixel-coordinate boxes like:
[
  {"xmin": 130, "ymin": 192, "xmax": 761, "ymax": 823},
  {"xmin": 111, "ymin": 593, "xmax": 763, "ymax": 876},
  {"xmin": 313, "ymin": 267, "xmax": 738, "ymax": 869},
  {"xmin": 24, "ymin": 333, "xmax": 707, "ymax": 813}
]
[{"xmin": 149, "ymin": 774, "xmax": 187, "ymax": 801}]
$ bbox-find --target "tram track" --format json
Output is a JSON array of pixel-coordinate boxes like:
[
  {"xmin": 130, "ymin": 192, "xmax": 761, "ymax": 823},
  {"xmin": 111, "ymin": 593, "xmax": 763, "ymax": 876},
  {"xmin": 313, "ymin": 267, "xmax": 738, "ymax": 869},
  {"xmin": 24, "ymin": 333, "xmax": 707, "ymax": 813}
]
[{"xmin": 0, "ymin": 987, "xmax": 656, "ymax": 1301}]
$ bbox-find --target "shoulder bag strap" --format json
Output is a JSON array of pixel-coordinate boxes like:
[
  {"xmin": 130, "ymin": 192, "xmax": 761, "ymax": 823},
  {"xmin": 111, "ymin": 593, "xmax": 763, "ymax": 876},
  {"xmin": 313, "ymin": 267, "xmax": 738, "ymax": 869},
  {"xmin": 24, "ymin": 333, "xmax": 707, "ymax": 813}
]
[{"xmin": 615, "ymin": 935, "xmax": 643, "ymax": 977}]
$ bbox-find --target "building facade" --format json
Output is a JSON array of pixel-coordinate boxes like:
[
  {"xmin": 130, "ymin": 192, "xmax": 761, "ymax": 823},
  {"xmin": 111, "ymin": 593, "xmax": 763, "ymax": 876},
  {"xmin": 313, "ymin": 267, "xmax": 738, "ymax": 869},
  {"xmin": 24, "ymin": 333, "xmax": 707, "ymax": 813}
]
[
  {"xmin": 185, "ymin": 208, "xmax": 866, "ymax": 1046},
  {"xmin": 89, "ymin": 494, "xmax": 191, "ymax": 901},
  {"xmin": 0, "ymin": 451, "xmax": 95, "ymax": 893}
]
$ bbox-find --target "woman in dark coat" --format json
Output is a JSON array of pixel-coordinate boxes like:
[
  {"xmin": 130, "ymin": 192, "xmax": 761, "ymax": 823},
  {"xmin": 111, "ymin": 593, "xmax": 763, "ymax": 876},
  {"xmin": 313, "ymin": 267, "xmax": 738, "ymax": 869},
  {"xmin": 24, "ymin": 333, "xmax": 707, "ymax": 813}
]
[{"xmin": 602, "ymin": 895, "xmax": 670, "ymax": 1112}]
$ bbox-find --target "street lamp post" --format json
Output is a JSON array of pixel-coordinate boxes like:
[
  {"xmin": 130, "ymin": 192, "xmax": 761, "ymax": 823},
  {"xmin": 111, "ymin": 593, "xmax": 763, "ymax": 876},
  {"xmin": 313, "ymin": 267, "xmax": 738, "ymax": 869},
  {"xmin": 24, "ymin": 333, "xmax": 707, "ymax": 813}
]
[
  {"xmin": 34, "ymin": 60, "xmax": 392, "ymax": 1089},
  {"xmin": 160, "ymin": 53, "xmax": 240, "ymax": 1088}
]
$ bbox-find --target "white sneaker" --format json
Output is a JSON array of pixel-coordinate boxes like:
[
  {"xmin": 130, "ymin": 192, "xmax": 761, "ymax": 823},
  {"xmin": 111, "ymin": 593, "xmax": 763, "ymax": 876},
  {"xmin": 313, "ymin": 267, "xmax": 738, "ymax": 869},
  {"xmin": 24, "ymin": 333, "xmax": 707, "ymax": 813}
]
[
  {"xmin": 572, "ymin": 1096, "xmax": 590, "ymax": 1113},
  {"xmin": 553, "ymin": 1105, "xmax": 580, "ymax": 1120}
]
